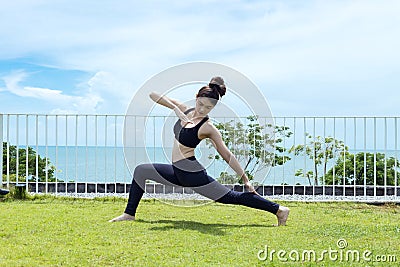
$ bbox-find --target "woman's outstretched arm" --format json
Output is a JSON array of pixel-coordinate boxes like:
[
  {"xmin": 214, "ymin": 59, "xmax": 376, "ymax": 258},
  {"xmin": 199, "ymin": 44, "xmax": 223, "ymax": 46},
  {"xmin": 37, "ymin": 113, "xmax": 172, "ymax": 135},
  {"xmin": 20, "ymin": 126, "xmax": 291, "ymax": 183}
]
[
  {"xmin": 206, "ymin": 124, "xmax": 256, "ymax": 193},
  {"xmin": 149, "ymin": 91, "xmax": 187, "ymax": 111},
  {"xmin": 149, "ymin": 92, "xmax": 193, "ymax": 123}
]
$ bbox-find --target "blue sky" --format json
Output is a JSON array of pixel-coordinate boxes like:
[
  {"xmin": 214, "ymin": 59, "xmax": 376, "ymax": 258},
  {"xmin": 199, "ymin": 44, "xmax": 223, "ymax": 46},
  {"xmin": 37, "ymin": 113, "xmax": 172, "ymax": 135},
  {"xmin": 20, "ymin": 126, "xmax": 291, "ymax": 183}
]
[{"xmin": 0, "ymin": 0, "xmax": 399, "ymax": 116}]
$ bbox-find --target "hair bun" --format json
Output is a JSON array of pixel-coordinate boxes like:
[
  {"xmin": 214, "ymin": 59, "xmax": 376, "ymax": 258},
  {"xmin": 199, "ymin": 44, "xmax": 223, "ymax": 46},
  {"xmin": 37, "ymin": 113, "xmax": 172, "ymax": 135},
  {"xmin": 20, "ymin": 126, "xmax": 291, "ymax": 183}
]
[{"xmin": 209, "ymin": 76, "xmax": 226, "ymax": 97}]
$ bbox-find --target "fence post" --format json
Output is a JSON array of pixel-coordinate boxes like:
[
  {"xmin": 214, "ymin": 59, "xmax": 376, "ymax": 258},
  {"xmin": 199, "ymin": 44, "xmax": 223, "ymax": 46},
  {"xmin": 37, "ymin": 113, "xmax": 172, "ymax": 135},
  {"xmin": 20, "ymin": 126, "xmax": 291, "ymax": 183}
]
[{"xmin": 0, "ymin": 114, "xmax": 3, "ymax": 187}]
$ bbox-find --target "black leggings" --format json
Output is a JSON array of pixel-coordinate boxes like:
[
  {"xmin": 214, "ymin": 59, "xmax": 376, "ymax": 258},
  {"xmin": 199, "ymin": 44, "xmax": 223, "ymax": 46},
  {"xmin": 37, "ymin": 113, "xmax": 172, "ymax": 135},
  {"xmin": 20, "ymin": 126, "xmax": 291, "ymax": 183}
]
[{"xmin": 124, "ymin": 156, "xmax": 280, "ymax": 216}]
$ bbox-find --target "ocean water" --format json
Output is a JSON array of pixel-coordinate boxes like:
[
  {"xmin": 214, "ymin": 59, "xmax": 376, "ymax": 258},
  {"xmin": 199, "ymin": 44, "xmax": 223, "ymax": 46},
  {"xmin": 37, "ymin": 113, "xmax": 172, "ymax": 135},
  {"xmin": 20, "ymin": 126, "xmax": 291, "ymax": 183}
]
[
  {"xmin": 35, "ymin": 146, "xmax": 234, "ymax": 184},
  {"xmin": 34, "ymin": 146, "xmax": 288, "ymax": 184},
  {"xmin": 30, "ymin": 146, "xmax": 399, "ymax": 185}
]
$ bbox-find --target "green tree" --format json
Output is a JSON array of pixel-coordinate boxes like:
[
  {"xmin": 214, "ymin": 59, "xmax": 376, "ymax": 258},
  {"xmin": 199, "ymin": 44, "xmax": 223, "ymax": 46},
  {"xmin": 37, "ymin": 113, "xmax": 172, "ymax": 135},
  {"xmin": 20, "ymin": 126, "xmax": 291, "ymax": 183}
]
[
  {"xmin": 289, "ymin": 134, "xmax": 347, "ymax": 185},
  {"xmin": 2, "ymin": 142, "xmax": 56, "ymax": 182},
  {"xmin": 324, "ymin": 152, "xmax": 400, "ymax": 186},
  {"xmin": 206, "ymin": 116, "xmax": 292, "ymax": 184}
]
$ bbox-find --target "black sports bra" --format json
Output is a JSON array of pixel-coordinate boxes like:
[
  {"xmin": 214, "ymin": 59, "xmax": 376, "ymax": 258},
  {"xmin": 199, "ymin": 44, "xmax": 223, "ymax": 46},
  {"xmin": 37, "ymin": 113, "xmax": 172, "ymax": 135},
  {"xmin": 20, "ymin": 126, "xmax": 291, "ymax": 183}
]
[{"xmin": 173, "ymin": 108, "xmax": 209, "ymax": 148}]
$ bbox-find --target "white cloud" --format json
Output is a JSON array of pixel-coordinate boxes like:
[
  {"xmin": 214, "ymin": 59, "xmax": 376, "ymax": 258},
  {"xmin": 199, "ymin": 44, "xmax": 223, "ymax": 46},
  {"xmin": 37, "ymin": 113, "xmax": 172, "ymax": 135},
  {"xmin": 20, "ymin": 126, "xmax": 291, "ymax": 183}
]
[
  {"xmin": 224, "ymin": 1, "xmax": 400, "ymax": 78},
  {"xmin": 1, "ymin": 70, "xmax": 103, "ymax": 113},
  {"xmin": 2, "ymin": 1, "xmax": 399, "ymax": 74},
  {"xmin": 0, "ymin": 0, "xmax": 399, "ymax": 115},
  {"xmin": 85, "ymin": 71, "xmax": 135, "ymax": 112}
]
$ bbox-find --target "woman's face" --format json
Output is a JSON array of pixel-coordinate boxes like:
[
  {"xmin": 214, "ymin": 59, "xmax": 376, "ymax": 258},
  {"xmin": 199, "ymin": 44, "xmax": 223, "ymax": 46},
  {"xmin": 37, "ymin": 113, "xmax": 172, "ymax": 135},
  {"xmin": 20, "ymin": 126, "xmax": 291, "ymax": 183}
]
[{"xmin": 195, "ymin": 97, "xmax": 216, "ymax": 116}]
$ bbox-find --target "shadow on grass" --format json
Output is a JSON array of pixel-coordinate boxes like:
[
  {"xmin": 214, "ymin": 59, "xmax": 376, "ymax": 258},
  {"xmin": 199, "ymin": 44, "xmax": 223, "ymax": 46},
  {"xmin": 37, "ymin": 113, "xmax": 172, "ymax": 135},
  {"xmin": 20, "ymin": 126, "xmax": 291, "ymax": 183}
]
[{"xmin": 136, "ymin": 219, "xmax": 275, "ymax": 235}]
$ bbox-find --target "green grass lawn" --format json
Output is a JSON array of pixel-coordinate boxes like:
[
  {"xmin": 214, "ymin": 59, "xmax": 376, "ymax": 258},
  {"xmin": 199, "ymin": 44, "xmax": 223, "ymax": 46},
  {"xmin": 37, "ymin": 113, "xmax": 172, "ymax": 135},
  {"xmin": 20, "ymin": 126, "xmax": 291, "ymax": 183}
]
[{"xmin": 0, "ymin": 196, "xmax": 399, "ymax": 266}]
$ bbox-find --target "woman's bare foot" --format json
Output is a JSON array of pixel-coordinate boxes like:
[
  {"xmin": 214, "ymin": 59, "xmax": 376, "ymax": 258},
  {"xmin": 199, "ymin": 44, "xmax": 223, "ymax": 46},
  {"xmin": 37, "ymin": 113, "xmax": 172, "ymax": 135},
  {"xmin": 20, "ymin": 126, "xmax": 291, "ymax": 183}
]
[
  {"xmin": 275, "ymin": 206, "xmax": 290, "ymax": 226},
  {"xmin": 108, "ymin": 213, "xmax": 135, "ymax": 222}
]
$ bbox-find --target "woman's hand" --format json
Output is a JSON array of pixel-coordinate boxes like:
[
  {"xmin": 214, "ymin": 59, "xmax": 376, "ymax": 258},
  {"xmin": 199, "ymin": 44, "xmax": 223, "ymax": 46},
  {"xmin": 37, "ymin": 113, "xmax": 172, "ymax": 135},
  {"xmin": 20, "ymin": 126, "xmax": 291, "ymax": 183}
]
[
  {"xmin": 174, "ymin": 107, "xmax": 194, "ymax": 124},
  {"xmin": 244, "ymin": 181, "xmax": 262, "ymax": 196},
  {"xmin": 244, "ymin": 181, "xmax": 256, "ymax": 193}
]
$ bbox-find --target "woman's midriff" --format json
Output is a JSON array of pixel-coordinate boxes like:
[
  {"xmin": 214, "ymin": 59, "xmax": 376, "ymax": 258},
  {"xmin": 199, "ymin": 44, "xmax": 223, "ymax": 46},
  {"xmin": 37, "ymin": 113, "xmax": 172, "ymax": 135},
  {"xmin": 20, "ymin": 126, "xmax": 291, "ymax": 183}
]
[{"xmin": 172, "ymin": 139, "xmax": 195, "ymax": 163}]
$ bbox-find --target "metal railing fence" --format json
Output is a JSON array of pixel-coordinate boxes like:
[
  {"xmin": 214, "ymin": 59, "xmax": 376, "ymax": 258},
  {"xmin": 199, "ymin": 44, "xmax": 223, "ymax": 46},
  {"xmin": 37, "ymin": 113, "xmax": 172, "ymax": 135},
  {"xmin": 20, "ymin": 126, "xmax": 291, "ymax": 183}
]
[{"xmin": 1, "ymin": 114, "xmax": 399, "ymax": 202}]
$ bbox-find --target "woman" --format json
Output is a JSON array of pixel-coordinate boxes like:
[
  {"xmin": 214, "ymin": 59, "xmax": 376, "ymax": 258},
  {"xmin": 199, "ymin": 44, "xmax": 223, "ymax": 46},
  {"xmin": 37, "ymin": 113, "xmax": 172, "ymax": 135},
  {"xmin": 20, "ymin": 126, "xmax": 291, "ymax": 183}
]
[{"xmin": 110, "ymin": 77, "xmax": 290, "ymax": 226}]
